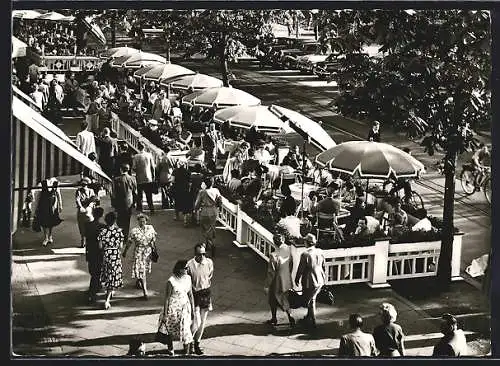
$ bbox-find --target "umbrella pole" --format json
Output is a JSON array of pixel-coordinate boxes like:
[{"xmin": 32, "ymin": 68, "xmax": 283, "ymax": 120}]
[
  {"xmin": 365, "ymin": 178, "xmax": 370, "ymax": 201},
  {"xmin": 300, "ymin": 140, "xmax": 306, "ymax": 219}
]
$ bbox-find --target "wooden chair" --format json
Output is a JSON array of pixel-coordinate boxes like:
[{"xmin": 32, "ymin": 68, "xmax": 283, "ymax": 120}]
[{"xmin": 315, "ymin": 211, "xmax": 339, "ymax": 241}]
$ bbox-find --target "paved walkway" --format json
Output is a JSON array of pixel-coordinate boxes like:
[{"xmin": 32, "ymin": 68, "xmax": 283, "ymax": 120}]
[{"xmin": 12, "ymin": 187, "xmax": 490, "ymax": 357}]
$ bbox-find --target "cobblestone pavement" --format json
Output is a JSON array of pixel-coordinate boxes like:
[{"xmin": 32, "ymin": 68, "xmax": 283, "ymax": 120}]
[{"xmin": 11, "ymin": 187, "xmax": 490, "ymax": 357}]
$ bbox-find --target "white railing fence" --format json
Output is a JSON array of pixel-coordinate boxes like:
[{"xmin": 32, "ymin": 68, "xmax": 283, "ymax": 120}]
[{"xmin": 219, "ymin": 196, "xmax": 464, "ymax": 288}]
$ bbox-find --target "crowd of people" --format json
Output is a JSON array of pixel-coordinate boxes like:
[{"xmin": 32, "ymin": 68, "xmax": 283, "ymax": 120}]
[
  {"xmin": 13, "ymin": 19, "xmax": 98, "ymax": 56},
  {"xmin": 21, "ymin": 40, "xmax": 478, "ymax": 357}
]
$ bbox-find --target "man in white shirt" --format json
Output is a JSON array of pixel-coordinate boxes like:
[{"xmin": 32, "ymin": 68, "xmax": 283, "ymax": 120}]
[
  {"xmin": 132, "ymin": 142, "xmax": 156, "ymax": 213},
  {"xmin": 30, "ymin": 84, "xmax": 46, "ymax": 111},
  {"xmin": 75, "ymin": 121, "xmax": 97, "ymax": 158},
  {"xmin": 186, "ymin": 244, "xmax": 214, "ymax": 355},
  {"xmin": 54, "ymin": 80, "xmax": 64, "ymax": 105},
  {"xmin": 254, "ymin": 140, "xmax": 272, "ymax": 165}
]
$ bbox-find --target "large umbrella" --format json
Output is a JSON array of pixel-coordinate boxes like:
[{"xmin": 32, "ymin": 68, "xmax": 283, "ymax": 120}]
[
  {"xmin": 182, "ymin": 87, "xmax": 261, "ymax": 108},
  {"xmin": 315, "ymin": 141, "xmax": 425, "ymax": 179},
  {"xmin": 36, "ymin": 11, "xmax": 72, "ymax": 22},
  {"xmin": 162, "ymin": 73, "xmax": 223, "ymax": 90},
  {"xmin": 101, "ymin": 46, "xmax": 139, "ymax": 59},
  {"xmin": 268, "ymin": 105, "xmax": 336, "ymax": 152},
  {"xmin": 213, "ymin": 105, "xmax": 294, "ymax": 134},
  {"xmin": 12, "ymin": 10, "xmax": 42, "ymax": 19},
  {"xmin": 112, "ymin": 52, "xmax": 166, "ymax": 68},
  {"xmin": 111, "ymin": 52, "xmax": 165, "ymax": 68},
  {"xmin": 133, "ymin": 64, "xmax": 158, "ymax": 78},
  {"xmin": 140, "ymin": 63, "xmax": 195, "ymax": 82}
]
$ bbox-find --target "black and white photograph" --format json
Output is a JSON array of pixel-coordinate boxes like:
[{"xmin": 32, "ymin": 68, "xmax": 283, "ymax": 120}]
[{"xmin": 10, "ymin": 7, "xmax": 492, "ymax": 357}]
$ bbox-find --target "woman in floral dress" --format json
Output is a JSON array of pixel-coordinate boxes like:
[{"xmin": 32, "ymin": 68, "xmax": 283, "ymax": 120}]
[
  {"xmin": 157, "ymin": 260, "xmax": 195, "ymax": 356},
  {"xmin": 123, "ymin": 213, "xmax": 157, "ymax": 300},
  {"xmin": 98, "ymin": 212, "xmax": 125, "ymax": 310}
]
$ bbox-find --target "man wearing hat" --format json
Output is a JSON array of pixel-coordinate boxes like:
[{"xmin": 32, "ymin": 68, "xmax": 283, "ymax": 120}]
[
  {"xmin": 254, "ymin": 139, "xmax": 272, "ymax": 165},
  {"xmin": 152, "ymin": 90, "xmax": 171, "ymax": 121},
  {"xmin": 295, "ymin": 233, "xmax": 326, "ymax": 329},
  {"xmin": 432, "ymin": 313, "xmax": 468, "ymax": 357},
  {"xmin": 112, "ymin": 163, "xmax": 137, "ymax": 242},
  {"xmin": 75, "ymin": 177, "xmax": 97, "ymax": 247}
]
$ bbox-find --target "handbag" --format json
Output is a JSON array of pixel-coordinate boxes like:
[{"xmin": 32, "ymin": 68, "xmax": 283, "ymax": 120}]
[
  {"xmin": 154, "ymin": 330, "xmax": 170, "ymax": 344},
  {"xmin": 150, "ymin": 246, "xmax": 159, "ymax": 263},
  {"xmin": 288, "ymin": 289, "xmax": 306, "ymax": 309}
]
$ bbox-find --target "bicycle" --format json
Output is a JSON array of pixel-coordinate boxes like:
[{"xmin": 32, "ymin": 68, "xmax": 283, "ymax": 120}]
[
  {"xmin": 460, "ymin": 164, "xmax": 491, "ymax": 204},
  {"xmin": 384, "ymin": 179, "xmax": 425, "ymax": 211}
]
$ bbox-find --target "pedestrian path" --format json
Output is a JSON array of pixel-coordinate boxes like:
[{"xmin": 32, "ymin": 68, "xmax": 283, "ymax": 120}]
[{"xmin": 11, "ymin": 188, "xmax": 490, "ymax": 357}]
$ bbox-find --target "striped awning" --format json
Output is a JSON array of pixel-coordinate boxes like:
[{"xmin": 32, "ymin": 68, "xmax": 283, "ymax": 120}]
[{"xmin": 12, "ymin": 95, "xmax": 111, "ymax": 190}]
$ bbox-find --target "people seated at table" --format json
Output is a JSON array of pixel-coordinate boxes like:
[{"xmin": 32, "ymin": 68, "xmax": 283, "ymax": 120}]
[
  {"xmin": 282, "ymin": 148, "xmax": 301, "ymax": 170},
  {"xmin": 279, "ymin": 185, "xmax": 296, "ymax": 218},
  {"xmin": 389, "ymin": 213, "xmax": 406, "ymax": 237},
  {"xmin": 389, "ymin": 199, "xmax": 408, "ymax": 227},
  {"xmin": 228, "ymin": 169, "xmax": 243, "ymax": 196},
  {"xmin": 186, "ymin": 139, "xmax": 205, "ymax": 165},
  {"xmin": 354, "ymin": 217, "xmax": 371, "ymax": 238},
  {"xmin": 141, "ymin": 119, "xmax": 163, "ymax": 149},
  {"xmin": 296, "ymin": 190, "xmax": 318, "ymax": 218},
  {"xmin": 242, "ymin": 166, "xmax": 264, "ymax": 203},
  {"xmin": 257, "ymin": 197, "xmax": 279, "ymax": 230},
  {"xmin": 311, "ymin": 181, "xmax": 341, "ymax": 228},
  {"xmin": 345, "ymin": 197, "xmax": 367, "ymax": 236},
  {"xmin": 254, "ymin": 140, "xmax": 273, "ymax": 165}
]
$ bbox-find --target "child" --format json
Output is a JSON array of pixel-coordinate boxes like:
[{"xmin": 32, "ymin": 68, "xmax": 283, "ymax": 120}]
[{"xmin": 21, "ymin": 190, "xmax": 34, "ymax": 227}]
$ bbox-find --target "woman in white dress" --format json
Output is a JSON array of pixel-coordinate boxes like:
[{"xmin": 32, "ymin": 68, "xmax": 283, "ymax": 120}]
[
  {"xmin": 264, "ymin": 234, "xmax": 295, "ymax": 327},
  {"xmin": 156, "ymin": 260, "xmax": 195, "ymax": 356},
  {"xmin": 122, "ymin": 213, "xmax": 157, "ymax": 299}
]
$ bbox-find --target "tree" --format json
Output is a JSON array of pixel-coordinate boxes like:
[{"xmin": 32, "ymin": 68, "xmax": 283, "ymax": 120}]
[
  {"xmin": 186, "ymin": 10, "xmax": 273, "ymax": 86},
  {"xmin": 319, "ymin": 10, "xmax": 491, "ymax": 288}
]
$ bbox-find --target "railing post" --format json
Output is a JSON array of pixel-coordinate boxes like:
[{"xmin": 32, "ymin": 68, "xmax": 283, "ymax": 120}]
[
  {"xmin": 368, "ymin": 240, "xmax": 391, "ymax": 288},
  {"xmin": 451, "ymin": 233, "xmax": 464, "ymax": 281},
  {"xmin": 233, "ymin": 204, "xmax": 247, "ymax": 248}
]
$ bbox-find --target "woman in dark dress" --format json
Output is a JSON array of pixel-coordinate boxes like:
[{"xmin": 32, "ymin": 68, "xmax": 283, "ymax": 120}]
[
  {"xmin": 373, "ymin": 303, "xmax": 405, "ymax": 357},
  {"xmin": 189, "ymin": 164, "xmax": 204, "ymax": 225},
  {"xmin": 279, "ymin": 185, "xmax": 296, "ymax": 218},
  {"xmin": 172, "ymin": 161, "xmax": 191, "ymax": 226},
  {"xmin": 98, "ymin": 212, "xmax": 125, "ymax": 310},
  {"xmin": 34, "ymin": 179, "xmax": 63, "ymax": 247}
]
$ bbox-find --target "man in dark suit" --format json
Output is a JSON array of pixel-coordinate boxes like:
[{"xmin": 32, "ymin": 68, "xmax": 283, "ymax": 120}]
[
  {"xmin": 311, "ymin": 181, "xmax": 341, "ymax": 229},
  {"xmin": 295, "ymin": 233, "xmax": 326, "ymax": 329},
  {"xmin": 432, "ymin": 313, "xmax": 468, "ymax": 357},
  {"xmin": 112, "ymin": 164, "xmax": 137, "ymax": 242}
]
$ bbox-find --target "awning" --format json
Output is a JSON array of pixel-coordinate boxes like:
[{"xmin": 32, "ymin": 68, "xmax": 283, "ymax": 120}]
[
  {"xmin": 12, "ymin": 95, "xmax": 111, "ymax": 191},
  {"xmin": 84, "ymin": 16, "xmax": 107, "ymax": 45},
  {"xmin": 12, "ymin": 36, "xmax": 27, "ymax": 58}
]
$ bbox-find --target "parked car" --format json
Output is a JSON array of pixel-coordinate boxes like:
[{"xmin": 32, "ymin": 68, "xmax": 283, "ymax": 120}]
[
  {"xmin": 296, "ymin": 53, "xmax": 330, "ymax": 74},
  {"xmin": 278, "ymin": 40, "xmax": 319, "ymax": 69},
  {"xmin": 257, "ymin": 37, "xmax": 298, "ymax": 68},
  {"xmin": 312, "ymin": 53, "xmax": 341, "ymax": 80}
]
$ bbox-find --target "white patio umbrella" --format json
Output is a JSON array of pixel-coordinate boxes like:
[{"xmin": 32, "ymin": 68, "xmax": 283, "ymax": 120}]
[
  {"xmin": 100, "ymin": 46, "xmax": 139, "ymax": 59},
  {"xmin": 268, "ymin": 105, "xmax": 336, "ymax": 152},
  {"xmin": 213, "ymin": 105, "xmax": 294, "ymax": 134},
  {"xmin": 122, "ymin": 53, "xmax": 167, "ymax": 69},
  {"xmin": 36, "ymin": 11, "xmax": 70, "ymax": 21},
  {"xmin": 140, "ymin": 63, "xmax": 195, "ymax": 82},
  {"xmin": 315, "ymin": 141, "xmax": 425, "ymax": 179},
  {"xmin": 133, "ymin": 64, "xmax": 158, "ymax": 78},
  {"xmin": 12, "ymin": 10, "xmax": 42, "ymax": 19},
  {"xmin": 162, "ymin": 73, "xmax": 223, "ymax": 90},
  {"xmin": 182, "ymin": 86, "xmax": 261, "ymax": 108}
]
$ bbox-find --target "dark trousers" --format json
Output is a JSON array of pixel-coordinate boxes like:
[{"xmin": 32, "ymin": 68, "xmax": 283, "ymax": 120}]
[
  {"xmin": 88, "ymin": 257, "xmax": 102, "ymax": 298},
  {"xmin": 116, "ymin": 207, "xmax": 132, "ymax": 241},
  {"xmin": 137, "ymin": 183, "xmax": 154, "ymax": 212}
]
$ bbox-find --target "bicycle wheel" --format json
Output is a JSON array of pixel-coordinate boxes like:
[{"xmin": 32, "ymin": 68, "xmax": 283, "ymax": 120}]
[
  {"xmin": 409, "ymin": 191, "xmax": 425, "ymax": 210},
  {"xmin": 483, "ymin": 177, "xmax": 492, "ymax": 204},
  {"xmin": 460, "ymin": 168, "xmax": 476, "ymax": 195}
]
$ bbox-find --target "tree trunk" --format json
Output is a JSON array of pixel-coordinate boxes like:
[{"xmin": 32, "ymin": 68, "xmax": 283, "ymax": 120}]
[
  {"xmin": 166, "ymin": 46, "xmax": 171, "ymax": 64},
  {"xmin": 220, "ymin": 40, "xmax": 230, "ymax": 87},
  {"xmin": 295, "ymin": 12, "xmax": 299, "ymax": 38},
  {"xmin": 111, "ymin": 15, "xmax": 116, "ymax": 48},
  {"xmin": 436, "ymin": 148, "xmax": 457, "ymax": 290}
]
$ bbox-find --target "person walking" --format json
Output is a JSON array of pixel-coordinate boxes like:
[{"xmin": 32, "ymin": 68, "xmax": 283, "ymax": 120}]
[
  {"xmin": 98, "ymin": 127, "xmax": 118, "ymax": 178},
  {"xmin": 194, "ymin": 177, "xmax": 222, "ymax": 257},
  {"xmin": 367, "ymin": 121, "xmax": 381, "ymax": 142},
  {"xmin": 75, "ymin": 121, "xmax": 97, "ymax": 159},
  {"xmin": 373, "ymin": 303, "xmax": 405, "ymax": 357},
  {"xmin": 98, "ymin": 212, "xmax": 125, "ymax": 310},
  {"xmin": 33, "ymin": 178, "xmax": 63, "ymax": 246},
  {"xmin": 85, "ymin": 96, "xmax": 102, "ymax": 134},
  {"xmin": 186, "ymin": 244, "xmax": 214, "ymax": 355},
  {"xmin": 85, "ymin": 206, "xmax": 105, "ymax": 303},
  {"xmin": 295, "ymin": 233, "xmax": 326, "ymax": 329},
  {"xmin": 338, "ymin": 314, "xmax": 378, "ymax": 357},
  {"xmin": 432, "ymin": 313, "xmax": 468, "ymax": 357},
  {"xmin": 111, "ymin": 164, "xmax": 137, "ymax": 242},
  {"xmin": 156, "ymin": 260, "xmax": 195, "ymax": 356},
  {"xmin": 264, "ymin": 234, "xmax": 296, "ymax": 328},
  {"xmin": 132, "ymin": 142, "xmax": 156, "ymax": 213},
  {"xmin": 172, "ymin": 160, "xmax": 191, "ymax": 225},
  {"xmin": 75, "ymin": 177, "xmax": 97, "ymax": 248},
  {"xmin": 122, "ymin": 213, "xmax": 157, "ymax": 300},
  {"xmin": 157, "ymin": 152, "xmax": 175, "ymax": 209}
]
